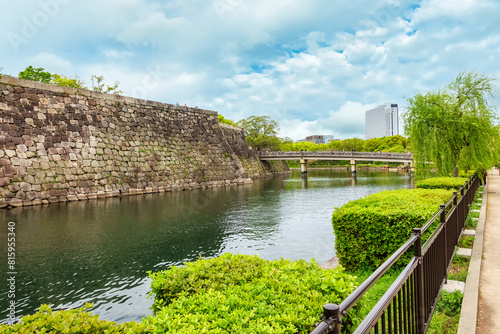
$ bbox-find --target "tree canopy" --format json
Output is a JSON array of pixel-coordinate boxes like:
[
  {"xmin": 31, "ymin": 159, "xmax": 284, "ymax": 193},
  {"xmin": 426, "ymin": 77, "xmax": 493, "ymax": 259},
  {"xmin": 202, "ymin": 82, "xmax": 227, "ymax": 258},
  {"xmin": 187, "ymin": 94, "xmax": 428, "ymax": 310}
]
[
  {"xmin": 404, "ymin": 71, "xmax": 500, "ymax": 176},
  {"xmin": 17, "ymin": 66, "xmax": 121, "ymax": 94},
  {"xmin": 237, "ymin": 116, "xmax": 280, "ymax": 150}
]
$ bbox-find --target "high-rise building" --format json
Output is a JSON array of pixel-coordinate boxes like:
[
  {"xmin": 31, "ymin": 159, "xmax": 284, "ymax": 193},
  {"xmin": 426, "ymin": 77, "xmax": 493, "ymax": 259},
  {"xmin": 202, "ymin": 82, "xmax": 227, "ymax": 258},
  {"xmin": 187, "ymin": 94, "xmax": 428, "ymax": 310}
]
[
  {"xmin": 300, "ymin": 135, "xmax": 335, "ymax": 144},
  {"xmin": 365, "ymin": 104, "xmax": 399, "ymax": 139}
]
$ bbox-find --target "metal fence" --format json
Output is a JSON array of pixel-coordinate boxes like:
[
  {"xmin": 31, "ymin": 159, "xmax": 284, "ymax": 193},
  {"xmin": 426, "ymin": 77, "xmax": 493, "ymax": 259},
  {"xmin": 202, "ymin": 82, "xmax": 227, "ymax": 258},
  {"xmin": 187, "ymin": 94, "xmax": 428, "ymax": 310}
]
[{"xmin": 311, "ymin": 174, "xmax": 480, "ymax": 334}]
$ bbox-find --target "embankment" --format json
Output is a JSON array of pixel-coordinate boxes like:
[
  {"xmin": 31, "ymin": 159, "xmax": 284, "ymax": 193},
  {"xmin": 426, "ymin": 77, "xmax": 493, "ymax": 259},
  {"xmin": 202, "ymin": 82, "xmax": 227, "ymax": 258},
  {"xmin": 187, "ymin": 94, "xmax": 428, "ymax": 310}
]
[{"xmin": 0, "ymin": 77, "xmax": 288, "ymax": 208}]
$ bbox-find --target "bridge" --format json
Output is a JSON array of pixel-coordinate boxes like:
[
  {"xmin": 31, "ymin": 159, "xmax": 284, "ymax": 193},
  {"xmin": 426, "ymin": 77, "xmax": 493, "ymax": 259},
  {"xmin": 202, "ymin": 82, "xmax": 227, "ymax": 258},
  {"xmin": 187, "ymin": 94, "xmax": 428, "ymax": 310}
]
[{"xmin": 258, "ymin": 151, "xmax": 414, "ymax": 176}]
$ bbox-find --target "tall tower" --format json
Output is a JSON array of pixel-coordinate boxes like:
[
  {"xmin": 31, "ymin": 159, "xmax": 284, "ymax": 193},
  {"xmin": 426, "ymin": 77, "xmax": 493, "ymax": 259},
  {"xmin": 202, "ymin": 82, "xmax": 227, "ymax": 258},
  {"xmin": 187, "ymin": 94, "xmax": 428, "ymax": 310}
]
[{"xmin": 365, "ymin": 104, "xmax": 399, "ymax": 139}]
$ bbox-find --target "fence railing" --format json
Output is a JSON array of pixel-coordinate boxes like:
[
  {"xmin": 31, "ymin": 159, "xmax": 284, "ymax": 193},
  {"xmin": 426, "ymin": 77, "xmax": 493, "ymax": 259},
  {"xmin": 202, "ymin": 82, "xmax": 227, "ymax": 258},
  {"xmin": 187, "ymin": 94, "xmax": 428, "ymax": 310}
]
[
  {"xmin": 310, "ymin": 173, "xmax": 480, "ymax": 334},
  {"xmin": 258, "ymin": 150, "xmax": 413, "ymax": 160}
]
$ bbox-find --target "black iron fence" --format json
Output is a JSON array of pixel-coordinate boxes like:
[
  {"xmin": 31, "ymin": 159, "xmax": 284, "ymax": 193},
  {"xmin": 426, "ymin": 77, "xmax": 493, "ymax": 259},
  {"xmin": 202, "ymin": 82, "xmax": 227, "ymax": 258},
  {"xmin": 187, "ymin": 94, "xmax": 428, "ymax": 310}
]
[{"xmin": 311, "ymin": 173, "xmax": 480, "ymax": 334}]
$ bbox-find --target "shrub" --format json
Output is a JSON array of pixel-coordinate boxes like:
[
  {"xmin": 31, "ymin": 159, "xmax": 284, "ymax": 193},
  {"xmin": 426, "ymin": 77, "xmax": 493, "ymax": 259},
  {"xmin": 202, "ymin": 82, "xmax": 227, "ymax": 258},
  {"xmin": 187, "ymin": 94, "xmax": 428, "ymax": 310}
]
[
  {"xmin": 147, "ymin": 253, "xmax": 363, "ymax": 333},
  {"xmin": 0, "ymin": 304, "xmax": 148, "ymax": 333},
  {"xmin": 436, "ymin": 290, "xmax": 463, "ymax": 316},
  {"xmin": 415, "ymin": 177, "xmax": 468, "ymax": 191},
  {"xmin": 332, "ymin": 189, "xmax": 453, "ymax": 271}
]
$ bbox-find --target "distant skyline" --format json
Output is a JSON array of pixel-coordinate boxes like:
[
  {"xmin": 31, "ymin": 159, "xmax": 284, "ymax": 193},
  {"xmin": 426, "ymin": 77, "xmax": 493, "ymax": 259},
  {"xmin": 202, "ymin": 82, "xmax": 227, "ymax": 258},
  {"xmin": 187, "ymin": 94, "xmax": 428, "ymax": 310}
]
[{"xmin": 1, "ymin": 0, "xmax": 499, "ymax": 140}]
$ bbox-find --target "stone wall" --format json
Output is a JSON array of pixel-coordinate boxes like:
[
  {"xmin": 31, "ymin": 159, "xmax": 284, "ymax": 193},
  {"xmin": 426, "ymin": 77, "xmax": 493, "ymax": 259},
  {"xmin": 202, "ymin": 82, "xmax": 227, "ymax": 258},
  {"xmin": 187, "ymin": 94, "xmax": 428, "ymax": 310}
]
[{"xmin": 0, "ymin": 77, "xmax": 289, "ymax": 208}]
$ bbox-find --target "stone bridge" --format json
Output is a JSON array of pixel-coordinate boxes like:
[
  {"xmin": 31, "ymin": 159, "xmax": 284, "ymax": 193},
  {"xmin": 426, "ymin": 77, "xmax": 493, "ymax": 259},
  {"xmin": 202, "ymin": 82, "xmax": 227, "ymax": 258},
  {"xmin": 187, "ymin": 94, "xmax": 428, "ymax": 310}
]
[{"xmin": 258, "ymin": 151, "xmax": 414, "ymax": 176}]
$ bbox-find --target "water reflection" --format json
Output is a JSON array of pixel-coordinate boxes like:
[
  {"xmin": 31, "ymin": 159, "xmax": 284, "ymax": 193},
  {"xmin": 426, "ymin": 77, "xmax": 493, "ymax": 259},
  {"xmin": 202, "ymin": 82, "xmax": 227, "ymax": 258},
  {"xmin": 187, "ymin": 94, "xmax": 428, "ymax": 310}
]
[{"xmin": 0, "ymin": 169, "xmax": 411, "ymax": 324}]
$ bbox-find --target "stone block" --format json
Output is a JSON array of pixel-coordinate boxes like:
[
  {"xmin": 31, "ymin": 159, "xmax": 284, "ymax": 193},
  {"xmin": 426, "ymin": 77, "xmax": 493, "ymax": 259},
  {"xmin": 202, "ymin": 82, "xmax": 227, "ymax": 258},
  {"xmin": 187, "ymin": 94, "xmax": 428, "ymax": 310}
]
[
  {"xmin": 0, "ymin": 177, "xmax": 10, "ymax": 187},
  {"xmin": 5, "ymin": 149, "xmax": 16, "ymax": 157},
  {"xmin": 67, "ymin": 195, "xmax": 79, "ymax": 201},
  {"xmin": 8, "ymin": 198, "xmax": 23, "ymax": 207}
]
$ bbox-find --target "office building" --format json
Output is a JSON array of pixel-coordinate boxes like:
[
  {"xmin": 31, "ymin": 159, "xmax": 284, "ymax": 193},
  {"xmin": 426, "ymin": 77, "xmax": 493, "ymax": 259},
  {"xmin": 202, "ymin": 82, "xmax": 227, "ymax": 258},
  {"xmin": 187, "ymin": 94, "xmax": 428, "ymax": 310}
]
[
  {"xmin": 299, "ymin": 135, "xmax": 335, "ymax": 144},
  {"xmin": 365, "ymin": 104, "xmax": 399, "ymax": 139}
]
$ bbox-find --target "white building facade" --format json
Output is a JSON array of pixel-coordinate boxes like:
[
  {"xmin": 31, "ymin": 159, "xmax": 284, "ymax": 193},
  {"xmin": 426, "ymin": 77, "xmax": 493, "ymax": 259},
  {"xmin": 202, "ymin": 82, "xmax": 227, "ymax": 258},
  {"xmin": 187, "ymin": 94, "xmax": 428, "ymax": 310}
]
[{"xmin": 365, "ymin": 104, "xmax": 399, "ymax": 139}]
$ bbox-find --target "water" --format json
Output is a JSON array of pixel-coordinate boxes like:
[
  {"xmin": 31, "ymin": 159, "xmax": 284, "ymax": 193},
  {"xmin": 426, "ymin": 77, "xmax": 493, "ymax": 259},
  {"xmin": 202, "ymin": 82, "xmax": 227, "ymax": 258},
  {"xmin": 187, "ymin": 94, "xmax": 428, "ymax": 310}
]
[{"xmin": 0, "ymin": 169, "xmax": 412, "ymax": 324}]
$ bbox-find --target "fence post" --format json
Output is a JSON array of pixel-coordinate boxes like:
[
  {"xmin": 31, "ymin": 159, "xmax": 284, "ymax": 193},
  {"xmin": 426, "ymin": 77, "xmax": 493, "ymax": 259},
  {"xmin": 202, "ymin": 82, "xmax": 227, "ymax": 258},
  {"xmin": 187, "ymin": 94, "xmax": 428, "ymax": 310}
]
[
  {"xmin": 413, "ymin": 228, "xmax": 425, "ymax": 334},
  {"xmin": 460, "ymin": 185, "xmax": 465, "ymax": 224},
  {"xmin": 311, "ymin": 304, "xmax": 340, "ymax": 334},
  {"xmin": 325, "ymin": 304, "xmax": 340, "ymax": 334},
  {"xmin": 440, "ymin": 204, "xmax": 447, "ymax": 283}
]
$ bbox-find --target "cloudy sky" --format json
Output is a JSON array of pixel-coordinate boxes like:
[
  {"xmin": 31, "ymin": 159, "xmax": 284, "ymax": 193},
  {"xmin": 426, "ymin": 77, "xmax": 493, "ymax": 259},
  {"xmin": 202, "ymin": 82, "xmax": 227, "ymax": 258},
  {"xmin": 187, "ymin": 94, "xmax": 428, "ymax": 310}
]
[{"xmin": 1, "ymin": 0, "xmax": 499, "ymax": 140}]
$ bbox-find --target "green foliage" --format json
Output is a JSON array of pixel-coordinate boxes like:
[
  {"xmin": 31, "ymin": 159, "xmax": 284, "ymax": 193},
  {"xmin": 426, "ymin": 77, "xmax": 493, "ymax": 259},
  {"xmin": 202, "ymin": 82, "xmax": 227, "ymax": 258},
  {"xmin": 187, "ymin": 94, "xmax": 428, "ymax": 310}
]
[
  {"xmin": 0, "ymin": 304, "xmax": 148, "ymax": 333},
  {"xmin": 428, "ymin": 299, "xmax": 461, "ymax": 334},
  {"xmin": 238, "ymin": 115, "xmax": 281, "ymax": 150},
  {"xmin": 218, "ymin": 114, "xmax": 238, "ymax": 126},
  {"xmin": 18, "ymin": 66, "xmax": 123, "ymax": 93},
  {"xmin": 332, "ymin": 189, "xmax": 453, "ymax": 271},
  {"xmin": 51, "ymin": 73, "xmax": 86, "ymax": 89},
  {"xmin": 459, "ymin": 236, "xmax": 474, "ymax": 248},
  {"xmin": 404, "ymin": 71, "xmax": 500, "ymax": 177},
  {"xmin": 465, "ymin": 214, "xmax": 478, "ymax": 229},
  {"xmin": 279, "ymin": 135, "xmax": 409, "ymax": 154},
  {"xmin": 448, "ymin": 255, "xmax": 470, "ymax": 282},
  {"xmin": 147, "ymin": 253, "xmax": 363, "ymax": 333},
  {"xmin": 91, "ymin": 75, "xmax": 122, "ymax": 95},
  {"xmin": 19, "ymin": 65, "xmax": 52, "ymax": 83},
  {"xmin": 415, "ymin": 177, "xmax": 468, "ymax": 191},
  {"xmin": 436, "ymin": 291, "xmax": 463, "ymax": 317}
]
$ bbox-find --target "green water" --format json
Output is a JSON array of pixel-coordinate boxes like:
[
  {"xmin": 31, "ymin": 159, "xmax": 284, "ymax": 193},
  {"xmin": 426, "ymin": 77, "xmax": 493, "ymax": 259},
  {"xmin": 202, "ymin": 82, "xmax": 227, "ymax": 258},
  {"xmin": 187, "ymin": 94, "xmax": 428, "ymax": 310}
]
[{"xmin": 0, "ymin": 169, "xmax": 412, "ymax": 323}]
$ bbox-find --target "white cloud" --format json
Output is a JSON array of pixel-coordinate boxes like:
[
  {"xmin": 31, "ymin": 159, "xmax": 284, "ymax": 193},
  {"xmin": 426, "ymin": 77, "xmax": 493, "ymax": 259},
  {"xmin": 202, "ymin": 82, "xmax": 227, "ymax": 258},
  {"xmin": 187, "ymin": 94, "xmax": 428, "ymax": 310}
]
[
  {"xmin": 25, "ymin": 52, "xmax": 72, "ymax": 74},
  {"xmin": 1, "ymin": 0, "xmax": 499, "ymax": 140}
]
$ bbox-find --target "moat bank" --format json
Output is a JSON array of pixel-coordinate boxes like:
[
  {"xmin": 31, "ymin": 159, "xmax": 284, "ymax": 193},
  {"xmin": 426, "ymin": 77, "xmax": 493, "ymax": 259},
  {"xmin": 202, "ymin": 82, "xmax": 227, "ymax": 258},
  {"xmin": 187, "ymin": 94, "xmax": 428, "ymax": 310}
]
[{"xmin": 0, "ymin": 77, "xmax": 288, "ymax": 209}]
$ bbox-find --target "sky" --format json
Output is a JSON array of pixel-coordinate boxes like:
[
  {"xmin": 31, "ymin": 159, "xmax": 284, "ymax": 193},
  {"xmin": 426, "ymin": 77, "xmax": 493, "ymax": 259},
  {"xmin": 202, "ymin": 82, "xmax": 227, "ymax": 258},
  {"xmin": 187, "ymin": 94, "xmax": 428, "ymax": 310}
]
[{"xmin": 1, "ymin": 0, "xmax": 499, "ymax": 140}]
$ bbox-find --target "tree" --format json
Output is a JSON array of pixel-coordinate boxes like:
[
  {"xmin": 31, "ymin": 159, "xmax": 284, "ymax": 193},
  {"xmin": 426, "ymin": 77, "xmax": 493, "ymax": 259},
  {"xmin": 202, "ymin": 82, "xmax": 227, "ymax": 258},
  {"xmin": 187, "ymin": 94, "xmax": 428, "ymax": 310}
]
[
  {"xmin": 19, "ymin": 66, "xmax": 52, "ymax": 83},
  {"xmin": 237, "ymin": 116, "xmax": 280, "ymax": 150},
  {"xmin": 91, "ymin": 75, "xmax": 122, "ymax": 95},
  {"xmin": 218, "ymin": 114, "xmax": 238, "ymax": 127},
  {"xmin": 51, "ymin": 74, "xmax": 86, "ymax": 89},
  {"xmin": 404, "ymin": 71, "xmax": 500, "ymax": 177}
]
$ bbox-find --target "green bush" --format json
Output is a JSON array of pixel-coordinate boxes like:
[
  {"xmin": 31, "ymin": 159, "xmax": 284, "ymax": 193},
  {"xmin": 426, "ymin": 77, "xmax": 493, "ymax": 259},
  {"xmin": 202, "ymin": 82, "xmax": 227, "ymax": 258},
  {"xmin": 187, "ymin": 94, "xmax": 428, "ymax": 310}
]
[
  {"xmin": 147, "ymin": 253, "xmax": 363, "ymax": 333},
  {"xmin": 415, "ymin": 177, "xmax": 468, "ymax": 191},
  {"xmin": 436, "ymin": 290, "xmax": 463, "ymax": 316},
  {"xmin": 332, "ymin": 189, "xmax": 453, "ymax": 271},
  {"xmin": 0, "ymin": 304, "xmax": 148, "ymax": 333}
]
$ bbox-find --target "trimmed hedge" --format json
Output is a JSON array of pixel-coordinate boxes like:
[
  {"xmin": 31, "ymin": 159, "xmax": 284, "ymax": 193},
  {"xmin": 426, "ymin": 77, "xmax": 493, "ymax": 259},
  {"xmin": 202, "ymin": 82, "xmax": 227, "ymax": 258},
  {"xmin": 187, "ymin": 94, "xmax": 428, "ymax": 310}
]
[
  {"xmin": 332, "ymin": 189, "xmax": 453, "ymax": 271},
  {"xmin": 146, "ymin": 253, "xmax": 363, "ymax": 333},
  {"xmin": 0, "ymin": 304, "xmax": 148, "ymax": 334},
  {"xmin": 415, "ymin": 177, "xmax": 468, "ymax": 191}
]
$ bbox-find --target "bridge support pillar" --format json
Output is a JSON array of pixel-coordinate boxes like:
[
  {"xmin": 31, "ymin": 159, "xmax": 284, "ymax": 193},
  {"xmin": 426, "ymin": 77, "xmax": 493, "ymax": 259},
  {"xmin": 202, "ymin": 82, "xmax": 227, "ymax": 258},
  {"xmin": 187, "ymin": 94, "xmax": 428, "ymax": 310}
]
[
  {"xmin": 410, "ymin": 161, "xmax": 415, "ymax": 176},
  {"xmin": 350, "ymin": 159, "xmax": 356, "ymax": 176},
  {"xmin": 300, "ymin": 159, "xmax": 308, "ymax": 177}
]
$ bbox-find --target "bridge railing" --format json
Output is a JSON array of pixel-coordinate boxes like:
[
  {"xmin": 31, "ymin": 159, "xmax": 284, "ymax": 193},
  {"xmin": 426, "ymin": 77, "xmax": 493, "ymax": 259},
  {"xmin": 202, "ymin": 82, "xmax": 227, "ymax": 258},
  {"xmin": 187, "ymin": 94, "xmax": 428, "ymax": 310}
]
[
  {"xmin": 310, "ymin": 173, "xmax": 480, "ymax": 334},
  {"xmin": 258, "ymin": 150, "xmax": 412, "ymax": 159}
]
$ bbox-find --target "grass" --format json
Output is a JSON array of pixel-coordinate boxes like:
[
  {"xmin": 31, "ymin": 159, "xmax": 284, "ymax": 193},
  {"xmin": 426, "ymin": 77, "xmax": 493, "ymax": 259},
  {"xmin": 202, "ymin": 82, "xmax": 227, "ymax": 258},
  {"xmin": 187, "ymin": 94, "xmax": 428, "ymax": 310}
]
[
  {"xmin": 427, "ymin": 291, "xmax": 463, "ymax": 334},
  {"xmin": 465, "ymin": 214, "xmax": 478, "ymax": 229},
  {"xmin": 352, "ymin": 269, "xmax": 400, "ymax": 319},
  {"xmin": 458, "ymin": 236, "xmax": 474, "ymax": 248},
  {"xmin": 448, "ymin": 255, "xmax": 470, "ymax": 282}
]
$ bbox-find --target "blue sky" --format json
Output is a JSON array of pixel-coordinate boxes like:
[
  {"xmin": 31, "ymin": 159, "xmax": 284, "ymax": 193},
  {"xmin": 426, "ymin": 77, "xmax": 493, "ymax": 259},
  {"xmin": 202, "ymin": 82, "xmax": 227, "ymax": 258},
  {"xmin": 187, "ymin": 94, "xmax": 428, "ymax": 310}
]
[{"xmin": 1, "ymin": 0, "xmax": 499, "ymax": 140}]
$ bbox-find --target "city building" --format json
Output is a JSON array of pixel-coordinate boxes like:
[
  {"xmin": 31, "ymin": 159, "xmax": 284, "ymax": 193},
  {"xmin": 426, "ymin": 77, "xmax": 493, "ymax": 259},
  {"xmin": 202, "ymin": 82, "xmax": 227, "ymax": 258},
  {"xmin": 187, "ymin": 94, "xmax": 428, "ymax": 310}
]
[
  {"xmin": 365, "ymin": 104, "xmax": 399, "ymax": 139},
  {"xmin": 297, "ymin": 135, "xmax": 335, "ymax": 144}
]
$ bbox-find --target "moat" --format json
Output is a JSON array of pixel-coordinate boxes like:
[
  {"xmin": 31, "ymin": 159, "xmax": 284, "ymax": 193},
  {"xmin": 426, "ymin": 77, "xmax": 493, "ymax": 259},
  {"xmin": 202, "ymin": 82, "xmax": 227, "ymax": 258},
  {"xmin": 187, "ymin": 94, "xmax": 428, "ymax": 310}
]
[{"xmin": 0, "ymin": 169, "xmax": 412, "ymax": 324}]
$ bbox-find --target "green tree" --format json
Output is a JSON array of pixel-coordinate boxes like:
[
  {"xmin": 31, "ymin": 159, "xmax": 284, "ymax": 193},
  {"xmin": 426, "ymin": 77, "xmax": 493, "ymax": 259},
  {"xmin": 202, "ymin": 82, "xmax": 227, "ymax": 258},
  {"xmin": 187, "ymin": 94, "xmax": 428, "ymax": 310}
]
[
  {"xmin": 51, "ymin": 74, "xmax": 86, "ymax": 89},
  {"xmin": 237, "ymin": 116, "xmax": 280, "ymax": 150},
  {"xmin": 19, "ymin": 66, "xmax": 52, "ymax": 83},
  {"xmin": 91, "ymin": 75, "xmax": 122, "ymax": 95},
  {"xmin": 218, "ymin": 114, "xmax": 238, "ymax": 126},
  {"xmin": 404, "ymin": 71, "xmax": 500, "ymax": 176}
]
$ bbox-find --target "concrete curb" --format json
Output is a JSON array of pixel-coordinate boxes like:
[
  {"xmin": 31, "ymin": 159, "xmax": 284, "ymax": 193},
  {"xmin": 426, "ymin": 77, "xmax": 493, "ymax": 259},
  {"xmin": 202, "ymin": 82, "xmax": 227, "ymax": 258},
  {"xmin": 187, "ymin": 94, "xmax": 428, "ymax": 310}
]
[{"xmin": 457, "ymin": 183, "xmax": 487, "ymax": 334}]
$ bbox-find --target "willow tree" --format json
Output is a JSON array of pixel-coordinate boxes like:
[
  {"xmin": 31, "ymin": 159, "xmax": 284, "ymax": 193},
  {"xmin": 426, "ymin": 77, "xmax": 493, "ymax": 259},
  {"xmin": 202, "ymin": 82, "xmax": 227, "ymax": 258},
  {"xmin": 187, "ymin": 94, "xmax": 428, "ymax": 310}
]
[{"xmin": 404, "ymin": 71, "xmax": 500, "ymax": 177}]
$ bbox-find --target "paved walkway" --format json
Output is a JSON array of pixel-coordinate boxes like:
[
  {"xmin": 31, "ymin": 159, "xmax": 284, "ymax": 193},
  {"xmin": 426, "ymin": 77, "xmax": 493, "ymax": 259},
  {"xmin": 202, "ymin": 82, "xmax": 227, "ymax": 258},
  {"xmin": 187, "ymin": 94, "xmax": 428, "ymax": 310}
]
[{"xmin": 475, "ymin": 172, "xmax": 500, "ymax": 333}]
